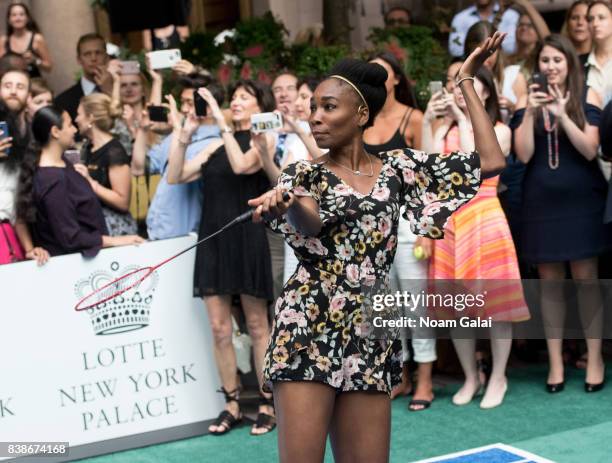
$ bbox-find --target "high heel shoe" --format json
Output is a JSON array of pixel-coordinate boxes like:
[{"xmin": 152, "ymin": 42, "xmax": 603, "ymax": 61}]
[
  {"xmin": 546, "ymin": 382, "xmax": 565, "ymax": 393},
  {"xmin": 585, "ymin": 381, "xmax": 605, "ymax": 393}
]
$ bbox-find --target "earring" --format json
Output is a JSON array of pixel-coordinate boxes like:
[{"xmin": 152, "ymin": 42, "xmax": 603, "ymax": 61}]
[{"xmin": 87, "ymin": 123, "xmax": 93, "ymax": 129}]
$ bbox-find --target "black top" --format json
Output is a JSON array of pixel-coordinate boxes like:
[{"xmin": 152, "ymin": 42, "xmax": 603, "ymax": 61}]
[
  {"xmin": 6, "ymin": 32, "xmax": 41, "ymax": 78},
  {"xmin": 82, "ymin": 138, "xmax": 130, "ymax": 193},
  {"xmin": 363, "ymin": 107, "xmax": 413, "ymax": 153},
  {"xmin": 151, "ymin": 26, "xmax": 181, "ymax": 51},
  {"xmin": 32, "ymin": 160, "xmax": 108, "ymax": 257}
]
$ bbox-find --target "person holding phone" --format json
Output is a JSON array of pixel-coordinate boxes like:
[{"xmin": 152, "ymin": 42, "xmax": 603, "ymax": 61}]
[
  {"xmin": 0, "ymin": 102, "xmax": 48, "ymax": 266},
  {"xmin": 513, "ymin": 34, "xmax": 608, "ymax": 394},
  {"xmin": 74, "ymin": 93, "xmax": 137, "ymax": 236},
  {"xmin": 112, "ymin": 57, "xmax": 164, "ymax": 140},
  {"xmin": 248, "ymin": 34, "xmax": 507, "ymax": 462},
  {"xmin": 17, "ymin": 106, "xmax": 143, "ymax": 257},
  {"xmin": 130, "ymin": 74, "xmax": 222, "ymax": 241},
  {"xmin": 166, "ymin": 79, "xmax": 276, "ymax": 436},
  {"xmin": 423, "ymin": 65, "xmax": 528, "ymax": 410}
]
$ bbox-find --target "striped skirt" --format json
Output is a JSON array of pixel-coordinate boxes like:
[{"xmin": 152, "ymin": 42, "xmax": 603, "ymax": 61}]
[{"xmin": 429, "ymin": 177, "xmax": 530, "ymax": 322}]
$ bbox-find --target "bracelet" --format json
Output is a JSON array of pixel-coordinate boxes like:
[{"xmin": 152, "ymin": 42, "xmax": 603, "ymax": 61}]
[
  {"xmin": 220, "ymin": 125, "xmax": 233, "ymax": 134},
  {"xmin": 456, "ymin": 76, "xmax": 475, "ymax": 87}
]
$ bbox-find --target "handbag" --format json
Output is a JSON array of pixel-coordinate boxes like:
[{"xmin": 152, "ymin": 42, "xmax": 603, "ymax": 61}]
[
  {"xmin": 0, "ymin": 220, "xmax": 25, "ymax": 265},
  {"xmin": 232, "ymin": 315, "xmax": 253, "ymax": 374},
  {"xmin": 101, "ymin": 206, "xmax": 138, "ymax": 236}
]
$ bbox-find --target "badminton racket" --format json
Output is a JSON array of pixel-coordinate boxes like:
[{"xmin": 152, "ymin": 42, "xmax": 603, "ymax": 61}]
[{"xmin": 74, "ymin": 192, "xmax": 290, "ymax": 311}]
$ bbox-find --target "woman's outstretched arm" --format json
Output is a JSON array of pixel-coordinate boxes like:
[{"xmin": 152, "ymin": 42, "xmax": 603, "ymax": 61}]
[{"xmin": 455, "ymin": 32, "xmax": 508, "ymax": 177}]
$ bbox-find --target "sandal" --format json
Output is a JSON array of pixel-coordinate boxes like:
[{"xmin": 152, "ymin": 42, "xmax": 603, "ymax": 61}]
[
  {"xmin": 250, "ymin": 393, "xmax": 276, "ymax": 436},
  {"xmin": 408, "ymin": 398, "xmax": 433, "ymax": 411},
  {"xmin": 209, "ymin": 387, "xmax": 242, "ymax": 436}
]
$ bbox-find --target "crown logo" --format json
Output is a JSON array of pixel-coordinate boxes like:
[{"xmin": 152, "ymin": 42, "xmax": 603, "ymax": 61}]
[{"xmin": 74, "ymin": 261, "xmax": 159, "ymax": 336}]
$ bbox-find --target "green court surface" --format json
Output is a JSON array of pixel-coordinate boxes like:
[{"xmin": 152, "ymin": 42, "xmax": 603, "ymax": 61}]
[{"xmin": 82, "ymin": 365, "xmax": 611, "ymax": 463}]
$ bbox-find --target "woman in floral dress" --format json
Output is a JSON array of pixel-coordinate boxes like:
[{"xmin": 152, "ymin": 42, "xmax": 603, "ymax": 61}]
[{"xmin": 248, "ymin": 33, "xmax": 508, "ymax": 463}]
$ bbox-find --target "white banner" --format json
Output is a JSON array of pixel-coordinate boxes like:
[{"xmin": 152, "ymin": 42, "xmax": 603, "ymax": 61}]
[{"xmin": 0, "ymin": 235, "xmax": 224, "ymax": 460}]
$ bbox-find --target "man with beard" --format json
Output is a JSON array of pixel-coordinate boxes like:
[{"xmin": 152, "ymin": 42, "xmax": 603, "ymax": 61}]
[
  {"xmin": 448, "ymin": 0, "xmax": 519, "ymax": 57},
  {"xmin": 0, "ymin": 69, "xmax": 30, "ymax": 138},
  {"xmin": 0, "ymin": 100, "xmax": 48, "ymax": 265}
]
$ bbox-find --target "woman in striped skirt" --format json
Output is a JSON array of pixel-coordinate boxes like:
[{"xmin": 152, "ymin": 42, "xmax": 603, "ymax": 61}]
[{"xmin": 422, "ymin": 66, "xmax": 529, "ymax": 409}]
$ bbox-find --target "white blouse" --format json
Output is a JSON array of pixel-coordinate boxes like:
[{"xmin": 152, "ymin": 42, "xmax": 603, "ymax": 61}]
[
  {"xmin": 0, "ymin": 163, "xmax": 19, "ymax": 224},
  {"xmin": 587, "ymin": 51, "xmax": 612, "ymax": 107}
]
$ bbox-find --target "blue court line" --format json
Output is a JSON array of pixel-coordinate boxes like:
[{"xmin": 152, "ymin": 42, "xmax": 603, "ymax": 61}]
[{"xmin": 427, "ymin": 448, "xmax": 531, "ymax": 463}]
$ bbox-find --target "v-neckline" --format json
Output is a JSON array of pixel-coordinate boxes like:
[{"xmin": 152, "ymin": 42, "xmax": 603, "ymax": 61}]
[{"xmin": 318, "ymin": 154, "xmax": 387, "ymax": 197}]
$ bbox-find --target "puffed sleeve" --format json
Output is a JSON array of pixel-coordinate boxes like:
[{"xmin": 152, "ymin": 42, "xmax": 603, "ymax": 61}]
[
  {"xmin": 107, "ymin": 142, "xmax": 131, "ymax": 167},
  {"xmin": 268, "ymin": 160, "xmax": 337, "ymax": 237},
  {"xmin": 389, "ymin": 148, "xmax": 481, "ymax": 239}
]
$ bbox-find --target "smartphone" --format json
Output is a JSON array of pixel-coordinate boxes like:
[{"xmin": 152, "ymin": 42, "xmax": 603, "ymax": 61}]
[
  {"xmin": 428, "ymin": 81, "xmax": 443, "ymax": 96},
  {"xmin": 250, "ymin": 112, "xmax": 283, "ymax": 134},
  {"xmin": 0, "ymin": 121, "xmax": 10, "ymax": 155},
  {"xmin": 120, "ymin": 60, "xmax": 140, "ymax": 75},
  {"xmin": 531, "ymin": 72, "xmax": 548, "ymax": 94},
  {"xmin": 148, "ymin": 105, "xmax": 168, "ymax": 123},
  {"xmin": 64, "ymin": 149, "xmax": 81, "ymax": 165},
  {"xmin": 146, "ymin": 49, "xmax": 181, "ymax": 70},
  {"xmin": 194, "ymin": 89, "xmax": 207, "ymax": 117}
]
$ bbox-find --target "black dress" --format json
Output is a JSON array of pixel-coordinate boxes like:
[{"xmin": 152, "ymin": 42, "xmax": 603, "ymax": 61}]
[
  {"xmin": 514, "ymin": 104, "xmax": 612, "ymax": 263},
  {"xmin": 193, "ymin": 131, "xmax": 273, "ymax": 300}
]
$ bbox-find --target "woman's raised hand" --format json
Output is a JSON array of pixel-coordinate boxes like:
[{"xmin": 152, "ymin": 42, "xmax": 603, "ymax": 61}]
[
  {"xmin": 247, "ymin": 188, "xmax": 294, "ymax": 223},
  {"xmin": 197, "ymin": 87, "xmax": 224, "ymax": 123},
  {"xmin": 424, "ymin": 90, "xmax": 447, "ymax": 122},
  {"xmin": 458, "ymin": 31, "xmax": 507, "ymax": 79},
  {"xmin": 546, "ymin": 84, "xmax": 570, "ymax": 119}
]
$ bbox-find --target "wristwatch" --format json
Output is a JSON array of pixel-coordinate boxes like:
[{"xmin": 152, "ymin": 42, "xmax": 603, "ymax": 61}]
[{"xmin": 220, "ymin": 125, "xmax": 233, "ymax": 134}]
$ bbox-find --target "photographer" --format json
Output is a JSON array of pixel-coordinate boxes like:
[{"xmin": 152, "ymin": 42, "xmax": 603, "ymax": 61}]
[
  {"xmin": 166, "ymin": 80, "xmax": 276, "ymax": 436},
  {"xmin": 513, "ymin": 34, "xmax": 607, "ymax": 394},
  {"xmin": 131, "ymin": 74, "xmax": 222, "ymax": 240}
]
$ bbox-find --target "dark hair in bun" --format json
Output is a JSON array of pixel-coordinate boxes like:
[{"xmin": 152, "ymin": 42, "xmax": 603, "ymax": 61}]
[{"xmin": 327, "ymin": 58, "xmax": 388, "ymax": 128}]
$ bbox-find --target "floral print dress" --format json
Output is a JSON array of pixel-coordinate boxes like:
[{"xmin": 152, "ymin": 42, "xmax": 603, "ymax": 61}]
[{"xmin": 262, "ymin": 148, "xmax": 481, "ymax": 394}]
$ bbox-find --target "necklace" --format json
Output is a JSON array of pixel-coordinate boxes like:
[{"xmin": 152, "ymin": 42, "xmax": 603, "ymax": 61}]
[
  {"xmin": 326, "ymin": 153, "xmax": 374, "ymax": 177},
  {"xmin": 542, "ymin": 108, "xmax": 559, "ymax": 170}
]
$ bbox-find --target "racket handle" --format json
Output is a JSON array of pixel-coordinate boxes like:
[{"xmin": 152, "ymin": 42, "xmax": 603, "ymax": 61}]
[{"xmin": 232, "ymin": 192, "xmax": 291, "ymax": 225}]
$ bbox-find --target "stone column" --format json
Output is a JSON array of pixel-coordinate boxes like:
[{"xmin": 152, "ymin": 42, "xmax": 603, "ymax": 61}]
[{"xmin": 31, "ymin": 0, "xmax": 96, "ymax": 94}]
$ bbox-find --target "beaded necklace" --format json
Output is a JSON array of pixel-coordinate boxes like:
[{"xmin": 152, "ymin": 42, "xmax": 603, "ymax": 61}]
[{"xmin": 542, "ymin": 108, "xmax": 559, "ymax": 170}]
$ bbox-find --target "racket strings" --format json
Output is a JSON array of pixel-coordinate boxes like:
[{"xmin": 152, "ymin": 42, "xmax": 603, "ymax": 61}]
[{"xmin": 76, "ymin": 268, "xmax": 150, "ymax": 311}]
